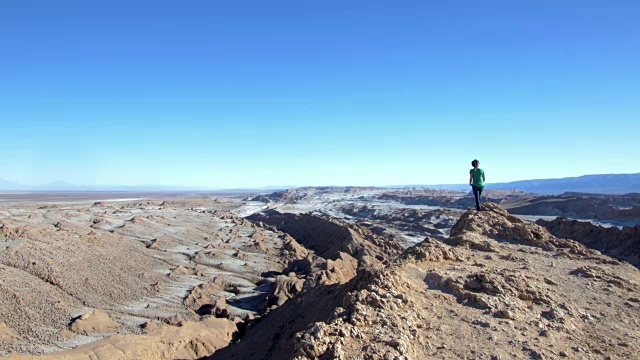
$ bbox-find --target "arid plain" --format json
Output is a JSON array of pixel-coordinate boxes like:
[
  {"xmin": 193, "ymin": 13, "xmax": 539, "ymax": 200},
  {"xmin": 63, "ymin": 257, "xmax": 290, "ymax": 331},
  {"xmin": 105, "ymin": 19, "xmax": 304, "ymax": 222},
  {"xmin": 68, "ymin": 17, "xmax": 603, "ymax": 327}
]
[{"xmin": 1, "ymin": 188, "xmax": 639, "ymax": 359}]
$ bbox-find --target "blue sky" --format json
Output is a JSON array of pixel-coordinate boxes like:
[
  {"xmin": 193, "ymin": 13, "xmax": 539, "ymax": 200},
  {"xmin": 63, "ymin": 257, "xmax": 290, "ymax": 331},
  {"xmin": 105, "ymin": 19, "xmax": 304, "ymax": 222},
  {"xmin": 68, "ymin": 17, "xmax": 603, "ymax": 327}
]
[{"xmin": 1, "ymin": 1, "xmax": 639, "ymax": 188}]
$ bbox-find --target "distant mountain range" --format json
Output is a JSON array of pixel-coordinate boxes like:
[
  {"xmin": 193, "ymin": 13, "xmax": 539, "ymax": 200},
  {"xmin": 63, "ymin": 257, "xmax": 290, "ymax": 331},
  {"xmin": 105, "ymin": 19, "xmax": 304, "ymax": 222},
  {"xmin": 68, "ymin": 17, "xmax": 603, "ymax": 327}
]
[
  {"xmin": 488, "ymin": 173, "xmax": 640, "ymax": 194},
  {"xmin": 0, "ymin": 178, "xmax": 24, "ymax": 190},
  {"xmin": 387, "ymin": 173, "xmax": 640, "ymax": 195},
  {"xmin": 1, "ymin": 173, "xmax": 639, "ymax": 194},
  {"xmin": 395, "ymin": 173, "xmax": 640, "ymax": 195}
]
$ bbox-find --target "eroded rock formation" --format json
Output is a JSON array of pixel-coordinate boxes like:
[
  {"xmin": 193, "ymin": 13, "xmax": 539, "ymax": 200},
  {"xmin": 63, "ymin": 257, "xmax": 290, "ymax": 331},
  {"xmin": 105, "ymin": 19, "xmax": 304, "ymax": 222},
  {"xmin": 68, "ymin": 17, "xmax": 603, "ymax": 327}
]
[
  {"xmin": 211, "ymin": 203, "xmax": 640, "ymax": 359},
  {"xmin": 537, "ymin": 216, "xmax": 640, "ymax": 267}
]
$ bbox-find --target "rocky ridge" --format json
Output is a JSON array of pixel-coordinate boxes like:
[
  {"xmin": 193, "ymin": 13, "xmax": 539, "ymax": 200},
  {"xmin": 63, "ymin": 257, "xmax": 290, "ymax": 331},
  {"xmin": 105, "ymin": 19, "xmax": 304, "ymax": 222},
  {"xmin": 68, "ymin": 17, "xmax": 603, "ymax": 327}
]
[
  {"xmin": 537, "ymin": 216, "xmax": 640, "ymax": 268},
  {"xmin": 213, "ymin": 203, "xmax": 640, "ymax": 359},
  {"xmin": 500, "ymin": 192, "xmax": 640, "ymax": 224},
  {"xmin": 246, "ymin": 187, "xmax": 383, "ymax": 204}
]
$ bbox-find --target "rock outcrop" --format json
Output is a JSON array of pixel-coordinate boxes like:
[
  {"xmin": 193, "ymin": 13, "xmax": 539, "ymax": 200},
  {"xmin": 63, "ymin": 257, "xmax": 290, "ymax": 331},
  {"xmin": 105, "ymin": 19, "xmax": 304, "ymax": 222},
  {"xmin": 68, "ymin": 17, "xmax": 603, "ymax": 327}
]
[
  {"xmin": 537, "ymin": 216, "xmax": 640, "ymax": 267},
  {"xmin": 448, "ymin": 202, "xmax": 600, "ymax": 259},
  {"xmin": 247, "ymin": 210, "xmax": 403, "ymax": 263},
  {"xmin": 69, "ymin": 309, "xmax": 119, "ymax": 335},
  {"xmin": 500, "ymin": 192, "xmax": 640, "ymax": 223}
]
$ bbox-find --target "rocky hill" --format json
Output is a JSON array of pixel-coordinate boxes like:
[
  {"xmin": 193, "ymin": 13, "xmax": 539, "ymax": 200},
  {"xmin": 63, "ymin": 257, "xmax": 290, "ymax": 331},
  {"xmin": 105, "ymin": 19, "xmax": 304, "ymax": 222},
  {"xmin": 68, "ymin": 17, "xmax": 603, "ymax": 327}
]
[
  {"xmin": 209, "ymin": 203, "xmax": 640, "ymax": 359},
  {"xmin": 247, "ymin": 210, "xmax": 404, "ymax": 265}
]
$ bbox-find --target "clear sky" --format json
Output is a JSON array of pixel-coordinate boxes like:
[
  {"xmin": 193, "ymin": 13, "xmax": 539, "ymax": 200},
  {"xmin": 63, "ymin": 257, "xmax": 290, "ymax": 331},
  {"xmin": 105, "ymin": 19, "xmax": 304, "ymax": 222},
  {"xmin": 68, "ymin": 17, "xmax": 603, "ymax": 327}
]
[{"xmin": 1, "ymin": 1, "xmax": 639, "ymax": 188}]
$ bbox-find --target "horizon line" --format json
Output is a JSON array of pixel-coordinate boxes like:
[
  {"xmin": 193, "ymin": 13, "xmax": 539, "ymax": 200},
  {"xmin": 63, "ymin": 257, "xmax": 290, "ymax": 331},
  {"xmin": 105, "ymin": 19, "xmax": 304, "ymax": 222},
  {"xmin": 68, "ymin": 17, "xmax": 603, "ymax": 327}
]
[{"xmin": 1, "ymin": 171, "xmax": 639, "ymax": 191}]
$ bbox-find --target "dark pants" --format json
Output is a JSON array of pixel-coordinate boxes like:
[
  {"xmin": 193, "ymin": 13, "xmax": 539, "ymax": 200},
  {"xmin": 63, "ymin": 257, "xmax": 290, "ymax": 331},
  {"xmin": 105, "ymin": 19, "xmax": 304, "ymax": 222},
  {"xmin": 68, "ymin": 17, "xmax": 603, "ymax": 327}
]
[{"xmin": 472, "ymin": 185, "xmax": 484, "ymax": 211}]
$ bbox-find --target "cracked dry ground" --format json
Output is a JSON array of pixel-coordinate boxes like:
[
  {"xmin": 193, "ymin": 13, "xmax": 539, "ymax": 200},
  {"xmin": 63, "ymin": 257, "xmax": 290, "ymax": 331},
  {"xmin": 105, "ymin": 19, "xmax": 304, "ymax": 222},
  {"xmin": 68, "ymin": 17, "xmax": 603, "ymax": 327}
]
[{"xmin": 2, "ymin": 199, "xmax": 640, "ymax": 359}]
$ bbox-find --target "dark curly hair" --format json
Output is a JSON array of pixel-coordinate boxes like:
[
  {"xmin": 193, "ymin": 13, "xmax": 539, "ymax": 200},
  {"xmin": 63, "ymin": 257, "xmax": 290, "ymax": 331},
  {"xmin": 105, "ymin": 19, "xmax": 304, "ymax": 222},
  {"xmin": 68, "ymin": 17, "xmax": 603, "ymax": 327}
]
[{"xmin": 471, "ymin": 159, "xmax": 479, "ymax": 168}]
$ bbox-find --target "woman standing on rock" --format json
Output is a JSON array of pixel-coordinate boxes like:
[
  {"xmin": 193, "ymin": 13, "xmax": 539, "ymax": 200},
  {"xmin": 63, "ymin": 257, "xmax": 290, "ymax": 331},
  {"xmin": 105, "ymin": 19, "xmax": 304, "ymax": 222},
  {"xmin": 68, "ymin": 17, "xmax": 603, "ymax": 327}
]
[{"xmin": 469, "ymin": 159, "xmax": 485, "ymax": 211}]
